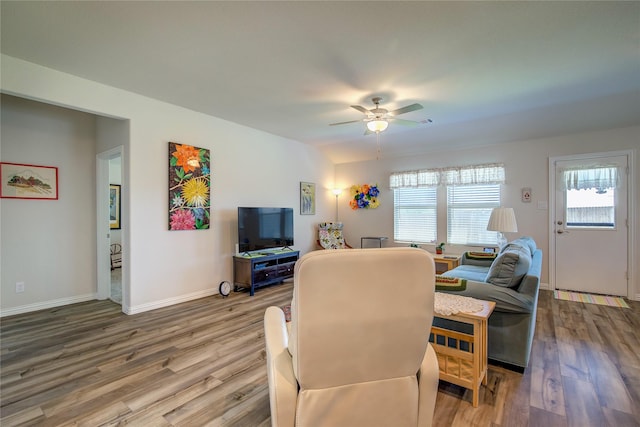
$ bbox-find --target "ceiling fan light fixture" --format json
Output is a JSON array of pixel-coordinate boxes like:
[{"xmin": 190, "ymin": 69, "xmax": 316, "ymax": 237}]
[{"xmin": 367, "ymin": 119, "xmax": 388, "ymax": 133}]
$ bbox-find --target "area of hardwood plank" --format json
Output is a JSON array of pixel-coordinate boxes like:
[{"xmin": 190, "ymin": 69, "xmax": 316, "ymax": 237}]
[{"xmin": 1, "ymin": 284, "xmax": 639, "ymax": 426}]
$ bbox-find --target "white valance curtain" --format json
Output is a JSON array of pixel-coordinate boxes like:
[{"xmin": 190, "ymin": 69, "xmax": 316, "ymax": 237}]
[
  {"xmin": 389, "ymin": 169, "xmax": 440, "ymax": 188},
  {"xmin": 560, "ymin": 166, "xmax": 618, "ymax": 191},
  {"xmin": 389, "ymin": 163, "xmax": 505, "ymax": 189}
]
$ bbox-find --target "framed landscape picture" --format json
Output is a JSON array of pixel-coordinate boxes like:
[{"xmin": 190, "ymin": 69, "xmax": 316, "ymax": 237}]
[
  {"xmin": 0, "ymin": 162, "xmax": 58, "ymax": 200},
  {"xmin": 300, "ymin": 182, "xmax": 315, "ymax": 215}
]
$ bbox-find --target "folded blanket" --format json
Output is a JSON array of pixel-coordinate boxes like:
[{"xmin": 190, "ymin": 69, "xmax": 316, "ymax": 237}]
[
  {"xmin": 435, "ymin": 275, "xmax": 467, "ymax": 291},
  {"xmin": 465, "ymin": 251, "xmax": 497, "ymax": 261}
]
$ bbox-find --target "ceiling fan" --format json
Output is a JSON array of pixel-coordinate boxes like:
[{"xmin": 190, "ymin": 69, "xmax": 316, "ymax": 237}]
[{"xmin": 329, "ymin": 97, "xmax": 429, "ymax": 134}]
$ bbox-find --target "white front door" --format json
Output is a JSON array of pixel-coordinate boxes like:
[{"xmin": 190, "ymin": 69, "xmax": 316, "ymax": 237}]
[{"xmin": 551, "ymin": 153, "xmax": 629, "ymax": 296}]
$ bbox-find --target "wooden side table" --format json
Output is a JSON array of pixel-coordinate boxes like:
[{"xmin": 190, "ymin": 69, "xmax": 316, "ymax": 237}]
[
  {"xmin": 432, "ymin": 254, "xmax": 460, "ymax": 274},
  {"xmin": 429, "ymin": 297, "xmax": 496, "ymax": 407}
]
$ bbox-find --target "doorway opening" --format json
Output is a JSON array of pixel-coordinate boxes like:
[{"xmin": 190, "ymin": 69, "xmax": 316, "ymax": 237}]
[{"xmin": 97, "ymin": 144, "xmax": 126, "ymax": 310}]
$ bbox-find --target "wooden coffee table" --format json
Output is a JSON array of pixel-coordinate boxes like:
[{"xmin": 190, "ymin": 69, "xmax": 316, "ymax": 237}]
[{"xmin": 429, "ymin": 296, "xmax": 495, "ymax": 407}]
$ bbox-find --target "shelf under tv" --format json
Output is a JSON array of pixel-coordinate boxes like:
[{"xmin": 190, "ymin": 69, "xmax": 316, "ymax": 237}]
[{"xmin": 233, "ymin": 250, "xmax": 300, "ymax": 296}]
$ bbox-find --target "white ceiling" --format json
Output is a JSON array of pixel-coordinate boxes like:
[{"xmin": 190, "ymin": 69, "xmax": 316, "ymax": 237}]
[{"xmin": 2, "ymin": 1, "xmax": 639, "ymax": 163}]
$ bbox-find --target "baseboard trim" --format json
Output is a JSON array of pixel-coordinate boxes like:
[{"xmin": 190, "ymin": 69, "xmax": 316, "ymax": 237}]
[
  {"xmin": 0, "ymin": 293, "xmax": 98, "ymax": 317},
  {"xmin": 1, "ymin": 289, "xmax": 221, "ymax": 317},
  {"xmin": 125, "ymin": 288, "xmax": 218, "ymax": 315}
]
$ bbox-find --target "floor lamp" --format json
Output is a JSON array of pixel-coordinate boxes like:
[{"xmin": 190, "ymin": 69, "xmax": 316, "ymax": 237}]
[
  {"xmin": 332, "ymin": 188, "xmax": 342, "ymax": 221},
  {"xmin": 487, "ymin": 207, "xmax": 518, "ymax": 249}
]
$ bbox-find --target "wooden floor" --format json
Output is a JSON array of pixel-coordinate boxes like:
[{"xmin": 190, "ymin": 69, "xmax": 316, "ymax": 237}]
[{"xmin": 1, "ymin": 283, "xmax": 639, "ymax": 426}]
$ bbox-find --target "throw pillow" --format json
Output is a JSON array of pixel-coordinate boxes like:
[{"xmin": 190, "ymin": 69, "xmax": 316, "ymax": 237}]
[
  {"xmin": 486, "ymin": 245, "xmax": 532, "ymax": 288},
  {"xmin": 501, "ymin": 237, "xmax": 537, "ymax": 256},
  {"xmin": 518, "ymin": 236, "xmax": 537, "ymax": 254},
  {"xmin": 485, "ymin": 252, "xmax": 520, "ymax": 287}
]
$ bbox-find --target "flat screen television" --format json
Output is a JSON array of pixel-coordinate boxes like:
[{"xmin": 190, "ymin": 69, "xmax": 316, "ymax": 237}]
[{"xmin": 238, "ymin": 207, "xmax": 294, "ymax": 253}]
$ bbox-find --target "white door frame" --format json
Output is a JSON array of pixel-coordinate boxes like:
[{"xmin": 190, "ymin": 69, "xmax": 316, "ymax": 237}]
[
  {"xmin": 97, "ymin": 146, "xmax": 124, "ymax": 304},
  {"xmin": 548, "ymin": 149, "xmax": 635, "ymax": 299}
]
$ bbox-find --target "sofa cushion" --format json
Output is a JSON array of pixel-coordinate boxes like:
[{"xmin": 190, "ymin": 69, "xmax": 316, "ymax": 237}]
[
  {"xmin": 486, "ymin": 245, "xmax": 531, "ymax": 288},
  {"xmin": 442, "ymin": 265, "xmax": 489, "ymax": 283}
]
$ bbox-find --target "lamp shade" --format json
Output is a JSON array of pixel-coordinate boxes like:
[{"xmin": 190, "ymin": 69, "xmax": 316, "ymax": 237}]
[
  {"xmin": 487, "ymin": 207, "xmax": 518, "ymax": 233},
  {"xmin": 366, "ymin": 119, "xmax": 388, "ymax": 132}
]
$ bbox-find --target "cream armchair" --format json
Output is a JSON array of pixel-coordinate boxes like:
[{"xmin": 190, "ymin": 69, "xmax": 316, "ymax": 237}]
[{"xmin": 264, "ymin": 248, "xmax": 438, "ymax": 427}]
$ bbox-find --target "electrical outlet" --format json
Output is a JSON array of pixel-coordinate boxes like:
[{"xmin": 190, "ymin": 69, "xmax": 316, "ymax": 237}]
[{"xmin": 16, "ymin": 282, "xmax": 25, "ymax": 293}]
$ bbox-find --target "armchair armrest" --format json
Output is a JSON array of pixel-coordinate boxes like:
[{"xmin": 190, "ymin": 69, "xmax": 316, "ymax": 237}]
[
  {"xmin": 264, "ymin": 306, "xmax": 298, "ymax": 427},
  {"xmin": 417, "ymin": 343, "xmax": 439, "ymax": 427}
]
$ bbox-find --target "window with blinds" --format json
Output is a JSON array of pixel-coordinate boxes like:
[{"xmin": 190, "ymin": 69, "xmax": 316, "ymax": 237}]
[
  {"xmin": 447, "ymin": 184, "xmax": 500, "ymax": 245},
  {"xmin": 393, "ymin": 187, "xmax": 437, "ymax": 243}
]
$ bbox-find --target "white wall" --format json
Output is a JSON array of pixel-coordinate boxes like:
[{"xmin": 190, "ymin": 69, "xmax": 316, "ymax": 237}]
[
  {"xmin": 1, "ymin": 94, "xmax": 98, "ymax": 310},
  {"xmin": 1, "ymin": 55, "xmax": 335, "ymax": 315},
  {"xmin": 335, "ymin": 126, "xmax": 639, "ymax": 298},
  {"xmin": 2, "ymin": 53, "xmax": 636, "ymax": 315}
]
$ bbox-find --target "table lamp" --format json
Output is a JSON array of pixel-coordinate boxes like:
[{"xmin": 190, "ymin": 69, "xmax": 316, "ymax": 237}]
[{"xmin": 487, "ymin": 207, "xmax": 518, "ymax": 249}]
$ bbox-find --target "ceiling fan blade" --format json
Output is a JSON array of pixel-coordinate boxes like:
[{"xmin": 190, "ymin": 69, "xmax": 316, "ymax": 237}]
[
  {"xmin": 351, "ymin": 105, "xmax": 370, "ymax": 114},
  {"xmin": 389, "ymin": 118, "xmax": 420, "ymax": 127},
  {"xmin": 390, "ymin": 103, "xmax": 423, "ymax": 116},
  {"xmin": 329, "ymin": 120, "xmax": 361, "ymax": 126}
]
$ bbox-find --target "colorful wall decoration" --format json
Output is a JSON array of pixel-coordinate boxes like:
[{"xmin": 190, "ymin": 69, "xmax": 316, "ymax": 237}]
[
  {"xmin": 168, "ymin": 142, "xmax": 210, "ymax": 230},
  {"xmin": 349, "ymin": 184, "xmax": 380, "ymax": 210}
]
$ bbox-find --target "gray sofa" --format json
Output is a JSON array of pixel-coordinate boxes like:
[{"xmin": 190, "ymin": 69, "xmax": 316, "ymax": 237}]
[{"xmin": 438, "ymin": 237, "xmax": 542, "ymax": 370}]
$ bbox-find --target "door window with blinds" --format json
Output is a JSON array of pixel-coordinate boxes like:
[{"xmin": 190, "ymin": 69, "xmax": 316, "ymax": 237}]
[{"xmin": 561, "ymin": 167, "xmax": 617, "ymax": 229}]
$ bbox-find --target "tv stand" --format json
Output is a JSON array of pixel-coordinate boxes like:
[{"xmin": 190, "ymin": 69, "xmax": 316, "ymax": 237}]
[{"xmin": 233, "ymin": 251, "xmax": 299, "ymax": 296}]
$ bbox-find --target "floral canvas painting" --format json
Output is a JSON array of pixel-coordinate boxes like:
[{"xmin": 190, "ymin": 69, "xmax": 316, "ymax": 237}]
[
  {"xmin": 168, "ymin": 142, "xmax": 210, "ymax": 230},
  {"xmin": 350, "ymin": 184, "xmax": 380, "ymax": 209}
]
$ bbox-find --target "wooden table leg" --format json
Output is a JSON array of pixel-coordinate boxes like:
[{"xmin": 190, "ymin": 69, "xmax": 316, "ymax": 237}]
[{"xmin": 472, "ymin": 319, "xmax": 480, "ymax": 407}]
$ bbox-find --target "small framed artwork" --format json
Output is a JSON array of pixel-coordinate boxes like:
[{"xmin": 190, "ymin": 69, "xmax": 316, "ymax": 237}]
[
  {"xmin": 300, "ymin": 182, "xmax": 316, "ymax": 215},
  {"xmin": 110, "ymin": 184, "xmax": 121, "ymax": 229},
  {"xmin": 0, "ymin": 162, "xmax": 59, "ymax": 200}
]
